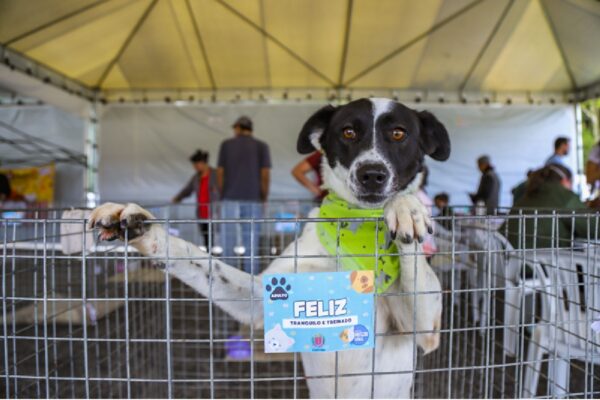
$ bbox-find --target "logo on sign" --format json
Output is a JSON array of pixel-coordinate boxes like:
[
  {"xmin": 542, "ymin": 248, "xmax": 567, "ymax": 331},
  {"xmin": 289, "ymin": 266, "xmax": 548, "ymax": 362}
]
[
  {"xmin": 266, "ymin": 277, "xmax": 291, "ymax": 301},
  {"xmin": 350, "ymin": 324, "xmax": 369, "ymax": 346},
  {"xmin": 312, "ymin": 334, "xmax": 325, "ymax": 348}
]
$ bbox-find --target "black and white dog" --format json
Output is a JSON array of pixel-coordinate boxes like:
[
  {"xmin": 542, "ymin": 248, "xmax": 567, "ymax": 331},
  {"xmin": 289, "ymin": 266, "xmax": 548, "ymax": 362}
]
[{"xmin": 88, "ymin": 98, "xmax": 450, "ymax": 398}]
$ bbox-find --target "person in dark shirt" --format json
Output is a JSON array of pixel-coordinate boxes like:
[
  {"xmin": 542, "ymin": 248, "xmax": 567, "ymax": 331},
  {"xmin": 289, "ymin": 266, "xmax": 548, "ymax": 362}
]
[
  {"xmin": 217, "ymin": 116, "xmax": 271, "ymax": 274},
  {"xmin": 291, "ymin": 151, "xmax": 327, "ymax": 202},
  {"xmin": 434, "ymin": 192, "xmax": 453, "ymax": 230},
  {"xmin": 172, "ymin": 150, "xmax": 219, "ymax": 246},
  {"xmin": 469, "ymin": 155, "xmax": 501, "ymax": 215}
]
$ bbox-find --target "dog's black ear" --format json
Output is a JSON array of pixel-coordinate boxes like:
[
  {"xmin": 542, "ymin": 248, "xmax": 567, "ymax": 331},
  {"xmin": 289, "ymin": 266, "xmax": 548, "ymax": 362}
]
[
  {"xmin": 418, "ymin": 110, "xmax": 451, "ymax": 161},
  {"xmin": 297, "ymin": 105, "xmax": 337, "ymax": 154}
]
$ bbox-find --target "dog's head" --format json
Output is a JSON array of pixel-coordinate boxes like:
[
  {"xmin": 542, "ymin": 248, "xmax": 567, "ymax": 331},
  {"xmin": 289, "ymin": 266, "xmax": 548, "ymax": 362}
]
[{"xmin": 297, "ymin": 98, "xmax": 450, "ymax": 208}]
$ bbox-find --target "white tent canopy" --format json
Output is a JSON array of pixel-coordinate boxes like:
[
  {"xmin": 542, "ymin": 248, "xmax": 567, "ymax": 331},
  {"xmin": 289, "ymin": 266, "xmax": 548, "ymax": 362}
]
[
  {"xmin": 1, "ymin": 0, "xmax": 599, "ymax": 104},
  {"xmin": 0, "ymin": 0, "xmax": 592, "ymax": 207}
]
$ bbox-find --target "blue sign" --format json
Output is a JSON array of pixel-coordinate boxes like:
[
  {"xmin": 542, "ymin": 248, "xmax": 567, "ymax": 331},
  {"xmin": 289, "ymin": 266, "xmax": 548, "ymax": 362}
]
[{"xmin": 263, "ymin": 271, "xmax": 375, "ymax": 353}]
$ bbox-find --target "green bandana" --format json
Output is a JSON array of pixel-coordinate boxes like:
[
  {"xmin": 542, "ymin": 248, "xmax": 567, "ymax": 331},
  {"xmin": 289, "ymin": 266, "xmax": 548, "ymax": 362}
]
[{"xmin": 317, "ymin": 193, "xmax": 399, "ymax": 293}]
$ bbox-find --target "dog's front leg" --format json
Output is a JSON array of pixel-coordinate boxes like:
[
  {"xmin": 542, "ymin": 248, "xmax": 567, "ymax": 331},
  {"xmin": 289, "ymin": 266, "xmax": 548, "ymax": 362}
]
[
  {"xmin": 88, "ymin": 203, "xmax": 327, "ymax": 328},
  {"xmin": 395, "ymin": 242, "xmax": 442, "ymax": 354},
  {"xmin": 88, "ymin": 202, "xmax": 267, "ymax": 327},
  {"xmin": 383, "ymin": 193, "xmax": 442, "ymax": 354}
]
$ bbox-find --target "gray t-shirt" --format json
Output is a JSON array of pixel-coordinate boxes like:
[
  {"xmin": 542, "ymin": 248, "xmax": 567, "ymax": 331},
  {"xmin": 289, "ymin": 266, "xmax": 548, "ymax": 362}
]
[{"xmin": 218, "ymin": 135, "xmax": 271, "ymax": 201}]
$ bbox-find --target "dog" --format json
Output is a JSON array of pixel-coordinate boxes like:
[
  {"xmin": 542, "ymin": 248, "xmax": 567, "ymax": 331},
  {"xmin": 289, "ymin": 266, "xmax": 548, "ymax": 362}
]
[{"xmin": 87, "ymin": 98, "xmax": 450, "ymax": 398}]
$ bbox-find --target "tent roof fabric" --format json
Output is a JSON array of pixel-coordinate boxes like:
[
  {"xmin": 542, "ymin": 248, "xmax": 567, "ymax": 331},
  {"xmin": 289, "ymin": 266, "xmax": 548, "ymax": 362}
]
[{"xmin": 0, "ymin": 0, "xmax": 599, "ymax": 98}]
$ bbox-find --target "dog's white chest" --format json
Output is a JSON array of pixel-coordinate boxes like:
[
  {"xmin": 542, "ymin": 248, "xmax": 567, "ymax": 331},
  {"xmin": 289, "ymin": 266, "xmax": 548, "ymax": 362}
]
[{"xmin": 300, "ymin": 304, "xmax": 414, "ymax": 399}]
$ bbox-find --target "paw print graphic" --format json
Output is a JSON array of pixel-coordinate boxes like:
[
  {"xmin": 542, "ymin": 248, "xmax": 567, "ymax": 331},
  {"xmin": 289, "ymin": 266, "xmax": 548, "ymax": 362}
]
[{"xmin": 266, "ymin": 277, "xmax": 291, "ymax": 301}]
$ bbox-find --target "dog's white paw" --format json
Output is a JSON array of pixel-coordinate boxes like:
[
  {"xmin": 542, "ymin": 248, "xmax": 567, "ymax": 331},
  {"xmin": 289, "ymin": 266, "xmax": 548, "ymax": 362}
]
[
  {"xmin": 418, "ymin": 314, "xmax": 441, "ymax": 354},
  {"xmin": 88, "ymin": 202, "xmax": 155, "ymax": 241},
  {"xmin": 383, "ymin": 193, "xmax": 432, "ymax": 244}
]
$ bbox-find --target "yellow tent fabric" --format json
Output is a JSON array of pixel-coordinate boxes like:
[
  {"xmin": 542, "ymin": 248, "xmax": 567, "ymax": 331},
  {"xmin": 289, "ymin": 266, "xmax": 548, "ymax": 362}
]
[{"xmin": 0, "ymin": 0, "xmax": 599, "ymax": 95}]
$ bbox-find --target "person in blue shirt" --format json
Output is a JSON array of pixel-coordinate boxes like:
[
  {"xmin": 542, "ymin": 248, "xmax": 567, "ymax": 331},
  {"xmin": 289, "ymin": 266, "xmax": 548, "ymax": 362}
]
[{"xmin": 545, "ymin": 136, "xmax": 570, "ymax": 168}]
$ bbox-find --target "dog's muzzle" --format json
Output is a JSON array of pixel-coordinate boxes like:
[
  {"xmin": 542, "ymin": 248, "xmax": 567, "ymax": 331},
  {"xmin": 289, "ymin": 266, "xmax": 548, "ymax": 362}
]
[{"xmin": 355, "ymin": 163, "xmax": 389, "ymax": 193}]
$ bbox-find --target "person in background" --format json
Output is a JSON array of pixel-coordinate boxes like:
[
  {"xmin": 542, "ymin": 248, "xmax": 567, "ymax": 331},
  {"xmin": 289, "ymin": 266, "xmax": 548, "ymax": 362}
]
[
  {"xmin": 0, "ymin": 173, "xmax": 24, "ymax": 204},
  {"xmin": 502, "ymin": 163, "xmax": 597, "ymax": 249},
  {"xmin": 433, "ymin": 192, "xmax": 450, "ymax": 214},
  {"xmin": 586, "ymin": 140, "xmax": 600, "ymax": 193},
  {"xmin": 0, "ymin": 173, "xmax": 10, "ymax": 203},
  {"xmin": 291, "ymin": 151, "xmax": 327, "ymax": 202},
  {"xmin": 469, "ymin": 155, "xmax": 501, "ymax": 215},
  {"xmin": 433, "ymin": 192, "xmax": 453, "ymax": 230},
  {"xmin": 172, "ymin": 150, "xmax": 219, "ymax": 247},
  {"xmin": 217, "ymin": 116, "xmax": 271, "ymax": 274},
  {"xmin": 510, "ymin": 169, "xmax": 533, "ymax": 204},
  {"xmin": 545, "ymin": 136, "xmax": 570, "ymax": 168}
]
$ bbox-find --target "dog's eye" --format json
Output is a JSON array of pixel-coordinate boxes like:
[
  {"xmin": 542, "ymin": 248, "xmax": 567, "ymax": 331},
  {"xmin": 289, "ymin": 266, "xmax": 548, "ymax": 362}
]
[
  {"xmin": 342, "ymin": 128, "xmax": 356, "ymax": 140},
  {"xmin": 391, "ymin": 128, "xmax": 406, "ymax": 141}
]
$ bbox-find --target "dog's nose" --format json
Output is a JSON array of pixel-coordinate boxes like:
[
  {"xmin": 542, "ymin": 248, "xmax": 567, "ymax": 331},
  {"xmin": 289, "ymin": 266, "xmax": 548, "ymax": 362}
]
[{"xmin": 357, "ymin": 164, "xmax": 389, "ymax": 190}]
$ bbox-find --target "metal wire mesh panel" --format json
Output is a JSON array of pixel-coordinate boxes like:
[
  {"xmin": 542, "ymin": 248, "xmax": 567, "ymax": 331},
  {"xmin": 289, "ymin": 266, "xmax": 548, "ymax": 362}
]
[
  {"xmin": 168, "ymin": 282, "xmax": 308, "ymax": 398},
  {"xmin": 1, "ymin": 207, "xmax": 600, "ymax": 398},
  {"xmin": 0, "ymin": 215, "xmax": 167, "ymax": 398}
]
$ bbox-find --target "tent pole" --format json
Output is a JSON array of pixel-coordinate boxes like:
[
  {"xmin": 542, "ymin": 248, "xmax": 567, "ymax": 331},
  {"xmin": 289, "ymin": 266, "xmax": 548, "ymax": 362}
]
[
  {"xmin": 575, "ymin": 103, "xmax": 586, "ymax": 199},
  {"xmin": 581, "ymin": 101, "xmax": 599, "ymax": 141},
  {"xmin": 84, "ymin": 103, "xmax": 99, "ymax": 207}
]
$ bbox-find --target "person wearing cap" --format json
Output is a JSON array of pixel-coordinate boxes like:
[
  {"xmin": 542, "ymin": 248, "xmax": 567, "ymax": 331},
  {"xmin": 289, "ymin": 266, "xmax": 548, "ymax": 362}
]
[
  {"xmin": 469, "ymin": 155, "xmax": 501, "ymax": 215},
  {"xmin": 217, "ymin": 116, "xmax": 271, "ymax": 274},
  {"xmin": 172, "ymin": 149, "xmax": 219, "ymax": 246}
]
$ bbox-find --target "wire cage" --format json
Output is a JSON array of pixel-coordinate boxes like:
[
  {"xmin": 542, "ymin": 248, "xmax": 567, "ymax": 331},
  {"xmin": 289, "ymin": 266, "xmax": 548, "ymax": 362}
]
[{"xmin": 1, "ymin": 204, "xmax": 600, "ymax": 398}]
